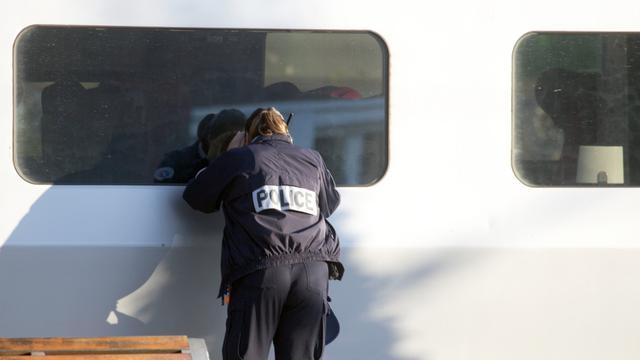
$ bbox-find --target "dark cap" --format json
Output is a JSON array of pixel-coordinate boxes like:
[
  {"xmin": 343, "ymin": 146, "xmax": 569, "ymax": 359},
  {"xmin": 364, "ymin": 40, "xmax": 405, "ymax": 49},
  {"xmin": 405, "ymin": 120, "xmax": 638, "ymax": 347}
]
[
  {"xmin": 207, "ymin": 108, "xmax": 246, "ymax": 138},
  {"xmin": 197, "ymin": 113, "xmax": 216, "ymax": 142}
]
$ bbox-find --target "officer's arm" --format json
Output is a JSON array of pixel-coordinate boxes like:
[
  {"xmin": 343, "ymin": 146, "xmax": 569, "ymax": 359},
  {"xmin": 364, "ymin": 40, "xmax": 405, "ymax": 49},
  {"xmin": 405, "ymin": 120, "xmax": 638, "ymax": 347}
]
[
  {"xmin": 318, "ymin": 156, "xmax": 340, "ymax": 217},
  {"xmin": 182, "ymin": 150, "xmax": 244, "ymax": 213}
]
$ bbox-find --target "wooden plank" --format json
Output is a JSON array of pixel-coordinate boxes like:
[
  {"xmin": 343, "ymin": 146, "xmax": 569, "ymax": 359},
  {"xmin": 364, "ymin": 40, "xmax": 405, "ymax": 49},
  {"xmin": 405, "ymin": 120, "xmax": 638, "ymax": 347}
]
[
  {"xmin": 0, "ymin": 354, "xmax": 191, "ymax": 360},
  {"xmin": 0, "ymin": 336, "xmax": 189, "ymax": 356}
]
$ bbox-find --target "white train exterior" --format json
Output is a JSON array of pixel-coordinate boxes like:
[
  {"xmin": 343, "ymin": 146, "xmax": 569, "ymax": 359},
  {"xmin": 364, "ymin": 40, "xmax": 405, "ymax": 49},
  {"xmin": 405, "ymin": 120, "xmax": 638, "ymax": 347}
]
[{"xmin": 3, "ymin": 1, "xmax": 640, "ymax": 359}]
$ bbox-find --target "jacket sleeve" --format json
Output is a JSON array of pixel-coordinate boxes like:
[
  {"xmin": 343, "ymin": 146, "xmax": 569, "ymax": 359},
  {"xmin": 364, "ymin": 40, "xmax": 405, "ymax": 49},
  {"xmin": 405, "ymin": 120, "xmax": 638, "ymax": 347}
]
[
  {"xmin": 182, "ymin": 149, "xmax": 246, "ymax": 213},
  {"xmin": 318, "ymin": 155, "xmax": 340, "ymax": 218}
]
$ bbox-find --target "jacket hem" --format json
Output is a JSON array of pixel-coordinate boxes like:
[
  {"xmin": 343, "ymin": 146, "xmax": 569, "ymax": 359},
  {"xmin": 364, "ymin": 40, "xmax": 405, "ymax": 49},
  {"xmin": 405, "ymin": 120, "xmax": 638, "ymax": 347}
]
[{"xmin": 218, "ymin": 251, "xmax": 343, "ymax": 298}]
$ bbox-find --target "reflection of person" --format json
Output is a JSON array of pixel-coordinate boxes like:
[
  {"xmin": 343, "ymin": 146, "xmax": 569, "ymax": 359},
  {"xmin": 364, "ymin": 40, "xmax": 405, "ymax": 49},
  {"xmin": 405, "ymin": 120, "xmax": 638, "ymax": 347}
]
[
  {"xmin": 154, "ymin": 109, "xmax": 246, "ymax": 183},
  {"xmin": 535, "ymin": 68, "xmax": 607, "ymax": 183},
  {"xmin": 40, "ymin": 79, "xmax": 123, "ymax": 182},
  {"xmin": 183, "ymin": 107, "xmax": 344, "ymax": 360}
]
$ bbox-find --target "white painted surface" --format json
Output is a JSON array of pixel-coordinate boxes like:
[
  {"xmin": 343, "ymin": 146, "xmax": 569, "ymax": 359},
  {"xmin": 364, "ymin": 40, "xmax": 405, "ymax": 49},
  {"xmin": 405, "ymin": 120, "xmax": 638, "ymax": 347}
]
[{"xmin": 3, "ymin": 1, "xmax": 640, "ymax": 359}]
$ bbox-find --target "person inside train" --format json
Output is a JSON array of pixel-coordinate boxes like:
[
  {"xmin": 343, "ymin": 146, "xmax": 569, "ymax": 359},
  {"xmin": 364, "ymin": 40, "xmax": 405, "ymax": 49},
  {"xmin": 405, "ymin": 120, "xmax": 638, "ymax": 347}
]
[
  {"xmin": 154, "ymin": 108, "xmax": 246, "ymax": 183},
  {"xmin": 534, "ymin": 68, "xmax": 608, "ymax": 183}
]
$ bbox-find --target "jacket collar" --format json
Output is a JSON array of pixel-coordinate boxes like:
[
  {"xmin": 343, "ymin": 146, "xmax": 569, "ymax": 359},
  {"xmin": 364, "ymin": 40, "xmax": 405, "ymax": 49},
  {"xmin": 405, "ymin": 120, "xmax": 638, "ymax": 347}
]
[{"xmin": 251, "ymin": 133, "xmax": 293, "ymax": 144}]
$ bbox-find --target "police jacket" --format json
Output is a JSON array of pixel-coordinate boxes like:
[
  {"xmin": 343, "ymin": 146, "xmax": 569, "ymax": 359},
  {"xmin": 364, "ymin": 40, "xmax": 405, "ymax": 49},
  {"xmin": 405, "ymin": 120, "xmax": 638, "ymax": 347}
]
[{"xmin": 183, "ymin": 134, "xmax": 343, "ymax": 297}]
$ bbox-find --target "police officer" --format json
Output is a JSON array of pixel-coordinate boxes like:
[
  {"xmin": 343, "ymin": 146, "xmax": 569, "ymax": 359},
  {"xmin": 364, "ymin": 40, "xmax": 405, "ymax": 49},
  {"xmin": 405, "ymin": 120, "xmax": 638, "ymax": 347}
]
[
  {"xmin": 154, "ymin": 109, "xmax": 246, "ymax": 183},
  {"xmin": 183, "ymin": 107, "xmax": 343, "ymax": 360}
]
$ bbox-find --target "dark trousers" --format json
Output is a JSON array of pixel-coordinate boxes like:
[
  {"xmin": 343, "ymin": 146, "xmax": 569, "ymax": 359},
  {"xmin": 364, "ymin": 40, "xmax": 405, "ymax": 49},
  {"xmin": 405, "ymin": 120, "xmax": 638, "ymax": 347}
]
[{"xmin": 222, "ymin": 262, "xmax": 329, "ymax": 360}]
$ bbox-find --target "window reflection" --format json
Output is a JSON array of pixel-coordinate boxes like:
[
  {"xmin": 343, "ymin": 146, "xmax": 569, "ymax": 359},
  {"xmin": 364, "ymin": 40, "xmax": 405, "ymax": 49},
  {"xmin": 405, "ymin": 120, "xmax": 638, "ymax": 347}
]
[
  {"xmin": 513, "ymin": 33, "xmax": 640, "ymax": 186},
  {"xmin": 14, "ymin": 26, "xmax": 387, "ymax": 185}
]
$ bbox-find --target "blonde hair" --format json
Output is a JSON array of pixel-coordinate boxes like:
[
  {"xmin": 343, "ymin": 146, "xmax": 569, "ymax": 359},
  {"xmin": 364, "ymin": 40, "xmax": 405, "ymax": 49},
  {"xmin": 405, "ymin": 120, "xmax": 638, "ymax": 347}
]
[{"xmin": 245, "ymin": 107, "xmax": 289, "ymax": 141}]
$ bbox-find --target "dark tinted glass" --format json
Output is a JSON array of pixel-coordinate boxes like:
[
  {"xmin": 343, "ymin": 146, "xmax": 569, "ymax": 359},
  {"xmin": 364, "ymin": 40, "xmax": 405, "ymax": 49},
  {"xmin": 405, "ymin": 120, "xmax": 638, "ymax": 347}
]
[
  {"xmin": 14, "ymin": 26, "xmax": 387, "ymax": 185},
  {"xmin": 513, "ymin": 32, "xmax": 640, "ymax": 186}
]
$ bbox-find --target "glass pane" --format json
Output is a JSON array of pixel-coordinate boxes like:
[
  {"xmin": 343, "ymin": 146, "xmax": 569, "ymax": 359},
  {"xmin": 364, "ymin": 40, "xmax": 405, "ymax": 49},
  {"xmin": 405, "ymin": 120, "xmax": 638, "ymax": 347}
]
[
  {"xmin": 14, "ymin": 26, "xmax": 388, "ymax": 185},
  {"xmin": 513, "ymin": 32, "xmax": 640, "ymax": 186}
]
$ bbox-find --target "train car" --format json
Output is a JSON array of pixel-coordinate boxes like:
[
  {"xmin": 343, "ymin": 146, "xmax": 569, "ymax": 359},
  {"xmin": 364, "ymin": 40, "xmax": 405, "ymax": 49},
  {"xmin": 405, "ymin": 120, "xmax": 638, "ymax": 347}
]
[{"xmin": 3, "ymin": 1, "xmax": 640, "ymax": 359}]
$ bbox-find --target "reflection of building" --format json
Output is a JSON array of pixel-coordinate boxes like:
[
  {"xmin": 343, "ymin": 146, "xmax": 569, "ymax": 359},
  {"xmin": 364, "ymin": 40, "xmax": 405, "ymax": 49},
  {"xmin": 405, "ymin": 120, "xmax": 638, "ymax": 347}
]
[{"xmin": 191, "ymin": 97, "xmax": 386, "ymax": 185}]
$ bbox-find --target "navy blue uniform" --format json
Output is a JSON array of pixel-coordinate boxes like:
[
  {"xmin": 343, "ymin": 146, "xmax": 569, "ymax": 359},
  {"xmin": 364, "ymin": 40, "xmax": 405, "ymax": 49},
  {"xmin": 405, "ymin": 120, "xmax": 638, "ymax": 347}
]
[{"xmin": 183, "ymin": 133, "xmax": 343, "ymax": 360}]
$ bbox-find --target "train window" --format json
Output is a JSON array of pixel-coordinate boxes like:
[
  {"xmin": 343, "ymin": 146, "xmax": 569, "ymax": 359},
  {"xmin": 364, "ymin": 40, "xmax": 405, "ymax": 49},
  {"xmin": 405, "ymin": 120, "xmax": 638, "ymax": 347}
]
[
  {"xmin": 513, "ymin": 32, "xmax": 640, "ymax": 186},
  {"xmin": 14, "ymin": 26, "xmax": 388, "ymax": 185}
]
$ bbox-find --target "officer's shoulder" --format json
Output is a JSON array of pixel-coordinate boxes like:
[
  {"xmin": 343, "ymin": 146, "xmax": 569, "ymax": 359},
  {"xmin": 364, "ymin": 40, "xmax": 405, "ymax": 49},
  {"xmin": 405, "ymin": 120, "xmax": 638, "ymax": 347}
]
[
  {"xmin": 214, "ymin": 145, "xmax": 255, "ymax": 166},
  {"xmin": 299, "ymin": 146, "xmax": 324, "ymax": 163},
  {"xmin": 225, "ymin": 145, "xmax": 254, "ymax": 158}
]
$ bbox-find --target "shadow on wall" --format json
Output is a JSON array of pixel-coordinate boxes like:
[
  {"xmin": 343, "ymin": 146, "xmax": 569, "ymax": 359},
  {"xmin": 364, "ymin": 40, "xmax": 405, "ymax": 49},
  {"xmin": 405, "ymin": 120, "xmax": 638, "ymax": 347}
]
[
  {"xmin": 0, "ymin": 186, "xmax": 481, "ymax": 360},
  {"xmin": 324, "ymin": 247, "xmax": 480, "ymax": 360},
  {"xmin": 325, "ymin": 257, "xmax": 423, "ymax": 360},
  {"xmin": 0, "ymin": 187, "xmax": 226, "ymax": 351}
]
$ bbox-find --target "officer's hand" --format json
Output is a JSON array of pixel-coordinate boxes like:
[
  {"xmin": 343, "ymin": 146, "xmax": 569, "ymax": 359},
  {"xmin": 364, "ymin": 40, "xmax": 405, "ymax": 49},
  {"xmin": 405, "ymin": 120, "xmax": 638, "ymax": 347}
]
[{"xmin": 227, "ymin": 131, "xmax": 246, "ymax": 150}]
